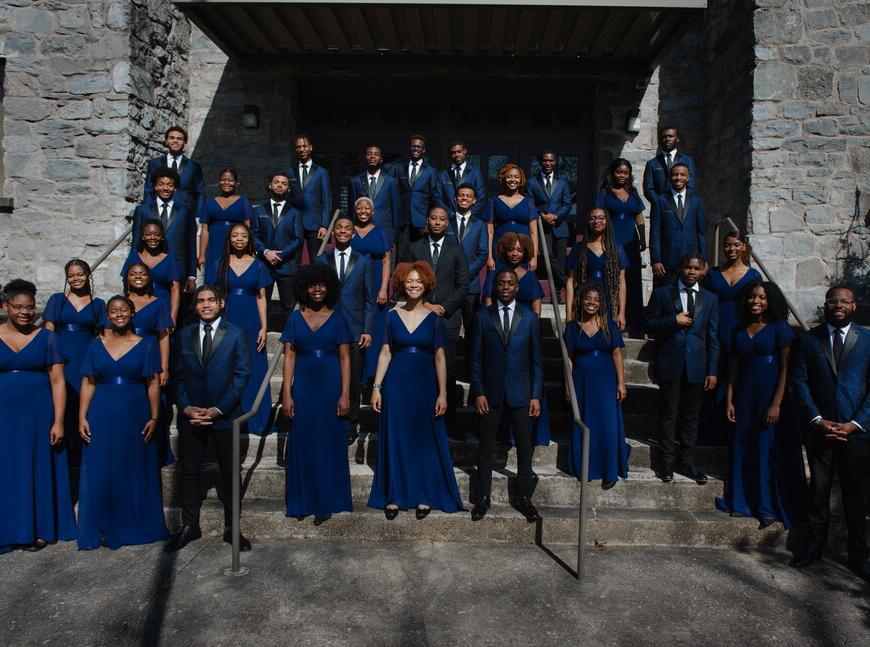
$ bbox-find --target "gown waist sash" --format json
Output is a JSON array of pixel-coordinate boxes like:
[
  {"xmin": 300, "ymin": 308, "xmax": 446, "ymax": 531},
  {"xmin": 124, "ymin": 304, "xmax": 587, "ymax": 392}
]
[
  {"xmin": 228, "ymin": 288, "xmax": 258, "ymax": 296},
  {"xmin": 295, "ymin": 348, "xmax": 336, "ymax": 358},
  {"xmin": 574, "ymin": 350, "xmax": 607, "ymax": 359},
  {"xmin": 61, "ymin": 323, "xmax": 95, "ymax": 333},
  {"xmin": 393, "ymin": 345, "xmax": 432, "ymax": 356},
  {"xmin": 96, "ymin": 376, "xmax": 147, "ymax": 385},
  {"xmin": 211, "ymin": 219, "xmax": 235, "ymax": 227}
]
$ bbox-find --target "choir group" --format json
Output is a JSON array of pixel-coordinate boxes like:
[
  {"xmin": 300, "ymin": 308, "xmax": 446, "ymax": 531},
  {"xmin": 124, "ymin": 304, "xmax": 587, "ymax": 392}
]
[{"xmin": 1, "ymin": 126, "xmax": 867, "ymax": 581}]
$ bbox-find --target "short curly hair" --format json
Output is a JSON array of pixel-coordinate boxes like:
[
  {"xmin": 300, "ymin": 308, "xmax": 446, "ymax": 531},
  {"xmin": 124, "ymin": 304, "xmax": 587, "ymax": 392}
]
[
  {"xmin": 294, "ymin": 263, "xmax": 341, "ymax": 309},
  {"xmin": 735, "ymin": 280, "xmax": 790, "ymax": 324},
  {"xmin": 498, "ymin": 163, "xmax": 527, "ymax": 192},
  {"xmin": 496, "ymin": 232, "xmax": 533, "ymax": 264},
  {"xmin": 393, "ymin": 261, "xmax": 436, "ymax": 298}
]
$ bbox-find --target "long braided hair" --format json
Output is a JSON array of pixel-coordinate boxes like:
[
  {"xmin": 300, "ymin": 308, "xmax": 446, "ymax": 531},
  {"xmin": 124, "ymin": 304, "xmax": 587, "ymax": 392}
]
[
  {"xmin": 62, "ymin": 259, "xmax": 101, "ymax": 336},
  {"xmin": 216, "ymin": 223, "xmax": 256, "ymax": 296},
  {"xmin": 570, "ymin": 209, "xmax": 621, "ymax": 321},
  {"xmin": 572, "ymin": 281, "xmax": 610, "ymax": 343}
]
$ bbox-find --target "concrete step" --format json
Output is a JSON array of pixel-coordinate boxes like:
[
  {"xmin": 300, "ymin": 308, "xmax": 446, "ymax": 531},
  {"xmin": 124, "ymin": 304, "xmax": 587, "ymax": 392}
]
[
  {"xmin": 165, "ymin": 500, "xmax": 808, "ymax": 550},
  {"xmin": 171, "ymin": 432, "xmax": 728, "ymax": 475},
  {"xmin": 161, "ymin": 464, "xmax": 724, "ymax": 511}
]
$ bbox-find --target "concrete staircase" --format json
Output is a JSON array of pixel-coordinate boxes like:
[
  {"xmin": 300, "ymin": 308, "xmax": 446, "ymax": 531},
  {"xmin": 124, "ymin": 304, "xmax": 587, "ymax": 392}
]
[{"xmin": 160, "ymin": 302, "xmax": 822, "ymax": 551}]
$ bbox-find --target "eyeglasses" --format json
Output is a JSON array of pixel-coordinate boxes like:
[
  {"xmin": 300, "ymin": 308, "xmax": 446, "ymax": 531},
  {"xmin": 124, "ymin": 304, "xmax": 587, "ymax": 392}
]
[
  {"xmin": 588, "ymin": 216, "xmax": 607, "ymax": 222},
  {"xmin": 8, "ymin": 304, "xmax": 37, "ymax": 313},
  {"xmin": 825, "ymin": 298, "xmax": 854, "ymax": 306}
]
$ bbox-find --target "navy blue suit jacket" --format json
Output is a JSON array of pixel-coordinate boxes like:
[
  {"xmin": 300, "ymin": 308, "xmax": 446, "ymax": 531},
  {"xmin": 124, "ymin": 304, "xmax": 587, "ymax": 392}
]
[
  {"xmin": 642, "ymin": 151, "xmax": 697, "ymax": 202},
  {"xmin": 389, "ymin": 160, "xmax": 441, "ymax": 231},
  {"xmin": 131, "ymin": 201, "xmax": 197, "ymax": 278},
  {"xmin": 172, "ymin": 319, "xmax": 252, "ymax": 432},
  {"xmin": 347, "ymin": 172, "xmax": 400, "ymax": 238},
  {"xmin": 251, "ymin": 201, "xmax": 303, "ymax": 277},
  {"xmin": 470, "ymin": 303, "xmax": 543, "ymax": 408},
  {"xmin": 527, "ymin": 174, "xmax": 572, "ymax": 238},
  {"xmin": 315, "ymin": 250, "xmax": 377, "ymax": 341},
  {"xmin": 649, "ymin": 190, "xmax": 707, "ymax": 272},
  {"xmin": 281, "ymin": 162, "xmax": 331, "ymax": 232},
  {"xmin": 645, "ymin": 284, "xmax": 719, "ymax": 384},
  {"xmin": 437, "ymin": 167, "xmax": 486, "ymax": 219},
  {"xmin": 447, "ymin": 215, "xmax": 488, "ymax": 296},
  {"xmin": 791, "ymin": 324, "xmax": 870, "ymax": 434},
  {"xmin": 143, "ymin": 155, "xmax": 206, "ymax": 216}
]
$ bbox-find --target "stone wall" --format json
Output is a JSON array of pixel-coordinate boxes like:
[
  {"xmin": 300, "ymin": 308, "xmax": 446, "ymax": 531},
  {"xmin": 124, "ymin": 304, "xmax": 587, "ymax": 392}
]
[
  {"xmin": 0, "ymin": 0, "xmax": 190, "ymax": 296},
  {"xmin": 186, "ymin": 25, "xmax": 297, "ymax": 202},
  {"xmin": 748, "ymin": 0, "xmax": 869, "ymax": 319}
]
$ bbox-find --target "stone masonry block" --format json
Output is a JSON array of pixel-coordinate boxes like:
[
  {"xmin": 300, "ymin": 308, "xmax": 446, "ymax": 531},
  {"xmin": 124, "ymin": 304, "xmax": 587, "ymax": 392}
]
[
  {"xmin": 797, "ymin": 66, "xmax": 833, "ymax": 100},
  {"xmin": 803, "ymin": 117, "xmax": 839, "ymax": 137},
  {"xmin": 45, "ymin": 160, "xmax": 90, "ymax": 181},
  {"xmin": 804, "ymin": 9, "xmax": 838, "ymax": 31},
  {"xmin": 796, "ymin": 258, "xmax": 828, "ymax": 288},
  {"xmin": 755, "ymin": 9, "xmax": 803, "ymax": 44},
  {"xmin": 754, "ymin": 62, "xmax": 796, "ymax": 100},
  {"xmin": 769, "ymin": 205, "xmax": 806, "ymax": 232},
  {"xmin": 68, "ymin": 74, "xmax": 111, "ymax": 94},
  {"xmin": 13, "ymin": 8, "xmax": 56, "ymax": 33},
  {"xmin": 783, "ymin": 233, "xmax": 816, "ymax": 258},
  {"xmin": 835, "ymin": 46, "xmax": 868, "ymax": 68}
]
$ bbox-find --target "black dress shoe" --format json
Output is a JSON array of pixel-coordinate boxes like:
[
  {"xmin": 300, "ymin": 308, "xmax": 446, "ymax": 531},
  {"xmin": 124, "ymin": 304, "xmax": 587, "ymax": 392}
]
[
  {"xmin": 790, "ymin": 545, "xmax": 824, "ymax": 568},
  {"xmin": 601, "ymin": 480, "xmax": 617, "ymax": 491},
  {"xmin": 682, "ymin": 466, "xmax": 707, "ymax": 485},
  {"xmin": 314, "ymin": 515, "xmax": 331, "ymax": 526},
  {"xmin": 415, "ymin": 507, "xmax": 431, "ymax": 520},
  {"xmin": 471, "ymin": 497, "xmax": 491, "ymax": 521},
  {"xmin": 164, "ymin": 525, "xmax": 202, "ymax": 553},
  {"xmin": 659, "ymin": 470, "xmax": 674, "ymax": 483},
  {"xmin": 848, "ymin": 559, "xmax": 870, "ymax": 582},
  {"xmin": 384, "ymin": 507, "xmax": 399, "ymax": 520},
  {"xmin": 758, "ymin": 517, "xmax": 777, "ymax": 529},
  {"xmin": 516, "ymin": 496, "xmax": 540, "ymax": 522},
  {"xmin": 223, "ymin": 528, "xmax": 251, "ymax": 552}
]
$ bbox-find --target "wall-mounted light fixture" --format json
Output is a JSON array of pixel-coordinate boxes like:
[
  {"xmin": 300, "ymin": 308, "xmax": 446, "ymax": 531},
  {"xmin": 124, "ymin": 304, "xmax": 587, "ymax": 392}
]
[
  {"xmin": 243, "ymin": 105, "xmax": 260, "ymax": 129},
  {"xmin": 626, "ymin": 109, "xmax": 641, "ymax": 134}
]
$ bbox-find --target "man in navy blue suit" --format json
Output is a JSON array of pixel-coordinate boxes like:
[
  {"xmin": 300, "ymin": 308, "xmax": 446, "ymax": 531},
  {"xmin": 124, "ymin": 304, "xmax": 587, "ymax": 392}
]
[
  {"xmin": 527, "ymin": 151, "xmax": 573, "ymax": 293},
  {"xmin": 790, "ymin": 286, "xmax": 870, "ymax": 581},
  {"xmin": 391, "ymin": 134, "xmax": 441, "ymax": 262},
  {"xmin": 346, "ymin": 146, "xmax": 400, "ymax": 244},
  {"xmin": 143, "ymin": 126, "xmax": 206, "ymax": 217},
  {"xmin": 166, "ymin": 285, "xmax": 252, "ymax": 553},
  {"xmin": 645, "ymin": 253, "xmax": 718, "ymax": 484},
  {"xmin": 315, "ymin": 214, "xmax": 377, "ymax": 441},
  {"xmin": 437, "ymin": 140, "xmax": 486, "ymax": 219},
  {"xmin": 649, "ymin": 162, "xmax": 707, "ymax": 287},
  {"xmin": 132, "ymin": 168, "xmax": 197, "ymax": 295},
  {"xmin": 470, "ymin": 268, "xmax": 542, "ymax": 522},
  {"xmin": 642, "ymin": 126, "xmax": 697, "ymax": 203},
  {"xmin": 281, "ymin": 134, "xmax": 331, "ymax": 265},
  {"xmin": 252, "ymin": 171, "xmax": 303, "ymax": 316},
  {"xmin": 448, "ymin": 183, "xmax": 488, "ymax": 352}
]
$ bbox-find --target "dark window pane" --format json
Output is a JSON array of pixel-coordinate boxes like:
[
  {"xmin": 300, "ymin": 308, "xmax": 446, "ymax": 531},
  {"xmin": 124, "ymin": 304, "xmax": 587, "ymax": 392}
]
[{"xmin": 559, "ymin": 111, "xmax": 579, "ymax": 127}]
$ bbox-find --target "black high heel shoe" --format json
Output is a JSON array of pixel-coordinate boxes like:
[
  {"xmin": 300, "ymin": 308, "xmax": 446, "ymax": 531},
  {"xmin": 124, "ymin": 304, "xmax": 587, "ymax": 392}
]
[
  {"xmin": 384, "ymin": 507, "xmax": 399, "ymax": 520},
  {"xmin": 415, "ymin": 507, "xmax": 431, "ymax": 520}
]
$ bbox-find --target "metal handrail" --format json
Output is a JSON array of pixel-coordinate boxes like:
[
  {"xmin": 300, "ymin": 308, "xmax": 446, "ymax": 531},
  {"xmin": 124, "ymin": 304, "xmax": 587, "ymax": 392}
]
[
  {"xmin": 536, "ymin": 219, "xmax": 591, "ymax": 579},
  {"xmin": 226, "ymin": 209, "xmax": 342, "ymax": 576},
  {"xmin": 712, "ymin": 216, "xmax": 809, "ymax": 331}
]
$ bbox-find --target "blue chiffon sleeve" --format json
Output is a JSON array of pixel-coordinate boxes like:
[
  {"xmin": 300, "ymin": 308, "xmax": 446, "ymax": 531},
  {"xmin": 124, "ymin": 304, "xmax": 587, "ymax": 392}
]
[
  {"xmin": 141, "ymin": 339, "xmax": 162, "ymax": 377},
  {"xmin": 280, "ymin": 310, "xmax": 297, "ymax": 346},
  {"xmin": 565, "ymin": 245, "xmax": 579, "ymax": 271},
  {"xmin": 482, "ymin": 272, "xmax": 495, "ymax": 300},
  {"xmin": 432, "ymin": 315, "xmax": 447, "ymax": 350},
  {"xmin": 166, "ymin": 256, "xmax": 184, "ymax": 283},
  {"xmin": 335, "ymin": 312, "xmax": 354, "ymax": 346},
  {"xmin": 616, "ymin": 245, "xmax": 630, "ymax": 270},
  {"xmin": 242, "ymin": 196, "xmax": 255, "ymax": 222},
  {"xmin": 255, "ymin": 260, "xmax": 272, "ymax": 290},
  {"xmin": 155, "ymin": 300, "xmax": 174, "ymax": 332},
  {"xmin": 528, "ymin": 274, "xmax": 545, "ymax": 301},
  {"xmin": 776, "ymin": 319, "xmax": 796, "ymax": 348},
  {"xmin": 93, "ymin": 299, "xmax": 107, "ymax": 323},
  {"xmin": 482, "ymin": 199, "xmax": 495, "ymax": 223},
  {"xmin": 120, "ymin": 252, "xmax": 136, "ymax": 279},
  {"xmin": 79, "ymin": 339, "xmax": 98, "ymax": 377},
  {"xmin": 42, "ymin": 293, "xmax": 62, "ymax": 325},
  {"xmin": 608, "ymin": 319, "xmax": 626, "ymax": 349},
  {"xmin": 198, "ymin": 199, "xmax": 212, "ymax": 224},
  {"xmin": 563, "ymin": 321, "xmax": 579, "ymax": 351},
  {"xmin": 44, "ymin": 330, "xmax": 65, "ymax": 366},
  {"xmin": 524, "ymin": 197, "xmax": 536, "ymax": 223}
]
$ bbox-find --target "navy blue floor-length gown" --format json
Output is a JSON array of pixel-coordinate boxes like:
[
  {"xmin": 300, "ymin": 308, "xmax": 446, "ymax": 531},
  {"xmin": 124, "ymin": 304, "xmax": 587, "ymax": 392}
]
[
  {"xmin": 368, "ymin": 311, "xmax": 464, "ymax": 512},
  {"xmin": 564, "ymin": 320, "xmax": 630, "ymax": 481},
  {"xmin": 121, "ymin": 252, "xmax": 182, "ymax": 310},
  {"xmin": 715, "ymin": 321, "xmax": 806, "ymax": 527},
  {"xmin": 282, "ymin": 310, "xmax": 354, "ymax": 516},
  {"xmin": 351, "ymin": 225, "xmax": 392, "ymax": 381},
  {"xmin": 199, "ymin": 196, "xmax": 255, "ymax": 285},
  {"xmin": 483, "ymin": 196, "xmax": 537, "ymax": 257},
  {"xmin": 224, "ymin": 259, "xmax": 273, "ymax": 434},
  {"xmin": 0, "ymin": 329, "xmax": 76, "ymax": 553},
  {"xmin": 565, "ymin": 246, "xmax": 629, "ymax": 320},
  {"xmin": 76, "ymin": 338, "xmax": 168, "ymax": 549}
]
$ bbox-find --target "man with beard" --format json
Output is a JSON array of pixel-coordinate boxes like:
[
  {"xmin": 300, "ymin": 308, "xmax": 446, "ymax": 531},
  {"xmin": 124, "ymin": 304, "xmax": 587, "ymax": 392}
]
[{"xmin": 790, "ymin": 286, "xmax": 870, "ymax": 581}]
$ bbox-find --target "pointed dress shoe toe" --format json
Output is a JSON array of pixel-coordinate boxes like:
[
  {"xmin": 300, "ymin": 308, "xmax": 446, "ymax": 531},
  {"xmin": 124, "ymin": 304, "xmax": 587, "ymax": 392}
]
[
  {"xmin": 223, "ymin": 528, "xmax": 251, "ymax": 551},
  {"xmin": 164, "ymin": 525, "xmax": 202, "ymax": 553},
  {"xmin": 471, "ymin": 497, "xmax": 491, "ymax": 522}
]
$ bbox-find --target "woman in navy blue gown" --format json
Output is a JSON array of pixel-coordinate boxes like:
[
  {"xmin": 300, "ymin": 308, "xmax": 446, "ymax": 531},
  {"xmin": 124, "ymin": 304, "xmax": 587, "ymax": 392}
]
[
  {"xmin": 281, "ymin": 264, "xmax": 353, "ymax": 520},
  {"xmin": 43, "ymin": 259, "xmax": 106, "ymax": 477},
  {"xmin": 481, "ymin": 233, "xmax": 551, "ymax": 447},
  {"xmin": 218, "ymin": 223, "xmax": 272, "ymax": 434},
  {"xmin": 351, "ymin": 196, "xmax": 393, "ymax": 382},
  {"xmin": 198, "ymin": 168, "xmax": 254, "ymax": 285},
  {"xmin": 565, "ymin": 208, "xmax": 628, "ymax": 329},
  {"xmin": 77, "ymin": 295, "xmax": 167, "ymax": 549},
  {"xmin": 716, "ymin": 281, "xmax": 806, "ymax": 528},
  {"xmin": 122, "ymin": 263, "xmax": 174, "ymax": 464},
  {"xmin": 484, "ymin": 163, "xmax": 539, "ymax": 272},
  {"xmin": 593, "ymin": 158, "xmax": 646, "ymax": 336},
  {"xmin": 564, "ymin": 282, "xmax": 629, "ymax": 488},
  {"xmin": 122, "ymin": 219, "xmax": 182, "ymax": 325},
  {"xmin": 0, "ymin": 280, "xmax": 75, "ymax": 553},
  {"xmin": 369, "ymin": 262, "xmax": 464, "ymax": 518},
  {"xmin": 701, "ymin": 231, "xmax": 762, "ymax": 444}
]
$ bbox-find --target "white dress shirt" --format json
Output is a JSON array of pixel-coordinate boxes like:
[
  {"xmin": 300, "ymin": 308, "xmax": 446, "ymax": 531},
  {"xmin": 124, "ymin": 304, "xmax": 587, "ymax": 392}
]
[
  {"xmin": 270, "ymin": 199, "xmax": 284, "ymax": 216},
  {"xmin": 455, "ymin": 211, "xmax": 471, "ymax": 235},
  {"xmin": 333, "ymin": 247, "xmax": 350, "ymax": 277},
  {"xmin": 671, "ymin": 187, "xmax": 687, "ymax": 204},
  {"xmin": 367, "ymin": 169, "xmax": 381, "ymax": 183},
  {"xmin": 497, "ymin": 300, "xmax": 516, "ymax": 330},
  {"xmin": 663, "ymin": 148, "xmax": 678, "ymax": 165},
  {"xmin": 453, "ymin": 161, "xmax": 466, "ymax": 177},
  {"xmin": 408, "ymin": 160, "xmax": 422, "ymax": 178},
  {"xmin": 428, "ymin": 236, "xmax": 445, "ymax": 259},
  {"xmin": 676, "ymin": 280, "xmax": 699, "ymax": 313},
  {"xmin": 196, "ymin": 317, "xmax": 222, "ymax": 414},
  {"xmin": 156, "ymin": 197, "xmax": 174, "ymax": 214},
  {"xmin": 811, "ymin": 322, "xmax": 863, "ymax": 430},
  {"xmin": 166, "ymin": 153, "xmax": 182, "ymax": 168}
]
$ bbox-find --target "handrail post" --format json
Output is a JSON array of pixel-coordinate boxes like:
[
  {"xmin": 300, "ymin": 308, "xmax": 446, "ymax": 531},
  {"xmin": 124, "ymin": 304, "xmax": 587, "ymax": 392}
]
[{"xmin": 536, "ymin": 220, "xmax": 590, "ymax": 579}]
